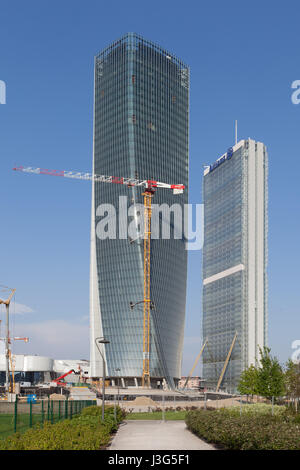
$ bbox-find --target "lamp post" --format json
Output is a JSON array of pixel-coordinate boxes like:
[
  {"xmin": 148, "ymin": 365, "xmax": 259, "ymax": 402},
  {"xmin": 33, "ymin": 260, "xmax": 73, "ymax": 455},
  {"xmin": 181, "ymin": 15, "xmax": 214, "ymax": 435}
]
[
  {"xmin": 95, "ymin": 337, "xmax": 110, "ymax": 422},
  {"xmin": 115, "ymin": 368, "xmax": 121, "ymax": 405}
]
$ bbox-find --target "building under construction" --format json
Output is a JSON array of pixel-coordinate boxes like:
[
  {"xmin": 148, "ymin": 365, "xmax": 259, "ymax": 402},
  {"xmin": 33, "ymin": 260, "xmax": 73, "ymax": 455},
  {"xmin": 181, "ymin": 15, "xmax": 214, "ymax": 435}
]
[{"xmin": 89, "ymin": 33, "xmax": 189, "ymax": 388}]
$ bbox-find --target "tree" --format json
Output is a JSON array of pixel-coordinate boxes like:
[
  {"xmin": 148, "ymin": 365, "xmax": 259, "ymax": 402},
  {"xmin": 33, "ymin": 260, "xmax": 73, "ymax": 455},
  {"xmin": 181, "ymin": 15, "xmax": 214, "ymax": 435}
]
[
  {"xmin": 285, "ymin": 359, "xmax": 300, "ymax": 408},
  {"xmin": 256, "ymin": 347, "xmax": 285, "ymax": 400},
  {"xmin": 237, "ymin": 365, "xmax": 259, "ymax": 397}
]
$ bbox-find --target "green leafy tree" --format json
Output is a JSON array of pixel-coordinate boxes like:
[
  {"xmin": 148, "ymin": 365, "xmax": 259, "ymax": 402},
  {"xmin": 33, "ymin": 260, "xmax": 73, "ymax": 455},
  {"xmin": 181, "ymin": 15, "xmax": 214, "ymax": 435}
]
[
  {"xmin": 256, "ymin": 347, "xmax": 285, "ymax": 400},
  {"xmin": 285, "ymin": 359, "xmax": 300, "ymax": 400},
  {"xmin": 237, "ymin": 365, "xmax": 259, "ymax": 397}
]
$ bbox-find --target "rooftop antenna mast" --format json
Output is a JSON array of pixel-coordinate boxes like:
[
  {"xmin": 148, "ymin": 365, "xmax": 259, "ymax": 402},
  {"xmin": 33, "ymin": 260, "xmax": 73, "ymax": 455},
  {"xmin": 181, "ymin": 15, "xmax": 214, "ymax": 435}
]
[{"xmin": 235, "ymin": 120, "xmax": 238, "ymax": 146}]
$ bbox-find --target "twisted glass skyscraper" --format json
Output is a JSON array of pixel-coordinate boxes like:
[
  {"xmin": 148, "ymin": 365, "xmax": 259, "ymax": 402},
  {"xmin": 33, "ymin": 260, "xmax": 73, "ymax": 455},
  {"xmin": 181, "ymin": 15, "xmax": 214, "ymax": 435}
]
[
  {"xmin": 90, "ymin": 33, "xmax": 189, "ymax": 387},
  {"xmin": 202, "ymin": 139, "xmax": 268, "ymax": 392}
]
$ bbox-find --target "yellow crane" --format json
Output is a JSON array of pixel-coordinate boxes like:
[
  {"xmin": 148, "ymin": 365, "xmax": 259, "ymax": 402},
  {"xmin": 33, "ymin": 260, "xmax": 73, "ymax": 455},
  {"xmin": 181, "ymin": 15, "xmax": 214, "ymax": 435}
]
[
  {"xmin": 0, "ymin": 287, "xmax": 16, "ymax": 392},
  {"xmin": 183, "ymin": 339, "xmax": 207, "ymax": 389},
  {"xmin": 8, "ymin": 350, "xmax": 15, "ymax": 393},
  {"xmin": 13, "ymin": 166, "xmax": 185, "ymax": 388},
  {"xmin": 216, "ymin": 331, "xmax": 238, "ymax": 392},
  {"xmin": 141, "ymin": 189, "xmax": 153, "ymax": 387}
]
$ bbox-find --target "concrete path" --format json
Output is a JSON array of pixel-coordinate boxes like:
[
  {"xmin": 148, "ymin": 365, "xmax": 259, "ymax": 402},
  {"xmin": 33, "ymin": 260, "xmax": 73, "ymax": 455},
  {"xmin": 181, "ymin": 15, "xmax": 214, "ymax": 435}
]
[{"xmin": 109, "ymin": 420, "xmax": 215, "ymax": 450}]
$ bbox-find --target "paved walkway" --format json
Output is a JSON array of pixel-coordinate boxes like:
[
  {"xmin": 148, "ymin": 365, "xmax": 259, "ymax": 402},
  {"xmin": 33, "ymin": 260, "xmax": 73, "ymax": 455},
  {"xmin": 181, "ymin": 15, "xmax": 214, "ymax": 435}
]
[{"xmin": 109, "ymin": 420, "xmax": 215, "ymax": 450}]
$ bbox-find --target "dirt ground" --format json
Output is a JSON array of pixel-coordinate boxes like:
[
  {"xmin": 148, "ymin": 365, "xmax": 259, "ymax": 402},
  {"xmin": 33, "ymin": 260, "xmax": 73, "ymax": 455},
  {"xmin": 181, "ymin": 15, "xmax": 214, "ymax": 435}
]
[{"xmin": 107, "ymin": 396, "xmax": 248, "ymax": 412}]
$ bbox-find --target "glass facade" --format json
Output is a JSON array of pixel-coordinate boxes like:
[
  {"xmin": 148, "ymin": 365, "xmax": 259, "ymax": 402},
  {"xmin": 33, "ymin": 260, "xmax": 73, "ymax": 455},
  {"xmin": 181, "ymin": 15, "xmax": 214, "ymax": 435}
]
[
  {"xmin": 202, "ymin": 140, "xmax": 268, "ymax": 392},
  {"xmin": 90, "ymin": 33, "xmax": 189, "ymax": 387}
]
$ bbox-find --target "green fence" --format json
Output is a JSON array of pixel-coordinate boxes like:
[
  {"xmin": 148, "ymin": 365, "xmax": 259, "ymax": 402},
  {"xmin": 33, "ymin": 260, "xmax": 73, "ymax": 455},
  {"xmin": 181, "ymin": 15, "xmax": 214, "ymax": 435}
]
[{"xmin": 0, "ymin": 397, "xmax": 96, "ymax": 440}]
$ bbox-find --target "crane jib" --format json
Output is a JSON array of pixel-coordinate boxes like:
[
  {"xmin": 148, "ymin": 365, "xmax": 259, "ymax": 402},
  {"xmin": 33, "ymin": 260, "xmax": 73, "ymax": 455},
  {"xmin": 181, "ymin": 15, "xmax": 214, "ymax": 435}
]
[{"xmin": 13, "ymin": 166, "xmax": 185, "ymax": 192}]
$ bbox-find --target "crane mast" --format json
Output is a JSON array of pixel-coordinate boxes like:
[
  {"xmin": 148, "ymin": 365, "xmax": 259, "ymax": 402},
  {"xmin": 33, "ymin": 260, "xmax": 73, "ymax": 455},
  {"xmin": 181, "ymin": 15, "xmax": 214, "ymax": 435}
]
[
  {"xmin": 142, "ymin": 189, "xmax": 154, "ymax": 387},
  {"xmin": 0, "ymin": 287, "xmax": 16, "ymax": 392},
  {"xmin": 13, "ymin": 165, "xmax": 185, "ymax": 387}
]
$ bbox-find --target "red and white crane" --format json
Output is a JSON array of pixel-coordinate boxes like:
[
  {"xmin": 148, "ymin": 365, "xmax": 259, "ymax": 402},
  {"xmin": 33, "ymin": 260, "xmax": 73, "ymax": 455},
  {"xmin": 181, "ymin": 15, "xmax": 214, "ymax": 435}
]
[{"xmin": 13, "ymin": 164, "xmax": 185, "ymax": 388}]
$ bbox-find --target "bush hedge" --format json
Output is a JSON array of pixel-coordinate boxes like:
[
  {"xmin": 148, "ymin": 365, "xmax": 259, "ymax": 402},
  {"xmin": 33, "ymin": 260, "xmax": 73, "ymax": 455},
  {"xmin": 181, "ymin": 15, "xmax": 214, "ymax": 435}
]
[
  {"xmin": 185, "ymin": 408, "xmax": 300, "ymax": 450},
  {"xmin": 0, "ymin": 405, "xmax": 125, "ymax": 450},
  {"xmin": 223, "ymin": 403, "xmax": 286, "ymax": 417}
]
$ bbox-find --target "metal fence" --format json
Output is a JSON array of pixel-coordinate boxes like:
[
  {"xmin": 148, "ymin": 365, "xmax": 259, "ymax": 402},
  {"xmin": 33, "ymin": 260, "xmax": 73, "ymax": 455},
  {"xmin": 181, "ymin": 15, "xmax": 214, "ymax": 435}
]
[
  {"xmin": 101, "ymin": 393, "xmax": 205, "ymax": 403},
  {"xmin": 0, "ymin": 397, "xmax": 96, "ymax": 440}
]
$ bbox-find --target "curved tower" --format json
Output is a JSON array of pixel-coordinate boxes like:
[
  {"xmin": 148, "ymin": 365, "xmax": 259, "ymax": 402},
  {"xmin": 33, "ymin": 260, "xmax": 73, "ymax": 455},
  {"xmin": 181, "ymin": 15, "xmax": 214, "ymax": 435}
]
[{"xmin": 90, "ymin": 33, "xmax": 189, "ymax": 387}]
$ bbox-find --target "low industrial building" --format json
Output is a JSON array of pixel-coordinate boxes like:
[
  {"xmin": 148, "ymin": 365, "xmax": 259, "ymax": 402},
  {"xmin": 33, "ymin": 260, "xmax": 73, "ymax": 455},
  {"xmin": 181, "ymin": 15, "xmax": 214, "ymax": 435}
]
[{"xmin": 0, "ymin": 354, "xmax": 90, "ymax": 386}]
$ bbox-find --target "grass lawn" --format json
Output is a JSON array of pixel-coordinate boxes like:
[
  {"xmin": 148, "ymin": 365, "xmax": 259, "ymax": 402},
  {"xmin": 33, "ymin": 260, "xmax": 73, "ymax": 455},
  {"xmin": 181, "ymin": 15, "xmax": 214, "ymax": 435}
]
[{"xmin": 126, "ymin": 410, "xmax": 187, "ymax": 420}]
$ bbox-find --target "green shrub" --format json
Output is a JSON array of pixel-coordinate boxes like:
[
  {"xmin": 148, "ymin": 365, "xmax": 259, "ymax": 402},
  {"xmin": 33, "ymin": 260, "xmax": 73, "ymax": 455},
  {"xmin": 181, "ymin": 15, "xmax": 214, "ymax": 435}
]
[
  {"xmin": 81, "ymin": 404, "xmax": 126, "ymax": 420},
  {"xmin": 0, "ymin": 405, "xmax": 124, "ymax": 450},
  {"xmin": 223, "ymin": 403, "xmax": 286, "ymax": 417},
  {"xmin": 185, "ymin": 409, "xmax": 300, "ymax": 450}
]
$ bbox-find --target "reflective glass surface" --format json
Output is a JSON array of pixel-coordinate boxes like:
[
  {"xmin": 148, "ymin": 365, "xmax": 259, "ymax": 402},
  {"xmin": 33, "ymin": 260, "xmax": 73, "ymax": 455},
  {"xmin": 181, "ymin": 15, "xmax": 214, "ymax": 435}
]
[
  {"xmin": 202, "ymin": 143, "xmax": 268, "ymax": 392},
  {"xmin": 93, "ymin": 33, "xmax": 189, "ymax": 384}
]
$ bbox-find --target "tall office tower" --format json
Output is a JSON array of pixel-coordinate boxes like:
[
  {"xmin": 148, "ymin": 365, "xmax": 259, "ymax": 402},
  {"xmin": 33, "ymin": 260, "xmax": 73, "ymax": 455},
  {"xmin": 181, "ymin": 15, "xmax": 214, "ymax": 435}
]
[
  {"xmin": 202, "ymin": 139, "xmax": 268, "ymax": 392},
  {"xmin": 90, "ymin": 33, "xmax": 189, "ymax": 387}
]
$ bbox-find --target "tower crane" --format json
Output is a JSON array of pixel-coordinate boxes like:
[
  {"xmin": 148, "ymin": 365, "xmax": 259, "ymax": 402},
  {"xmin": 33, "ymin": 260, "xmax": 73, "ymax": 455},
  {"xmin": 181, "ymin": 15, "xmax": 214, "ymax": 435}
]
[
  {"xmin": 0, "ymin": 286, "xmax": 29, "ymax": 395},
  {"xmin": 7, "ymin": 338, "xmax": 29, "ymax": 394},
  {"xmin": 13, "ymin": 165, "xmax": 185, "ymax": 388},
  {"xmin": 0, "ymin": 287, "xmax": 16, "ymax": 392}
]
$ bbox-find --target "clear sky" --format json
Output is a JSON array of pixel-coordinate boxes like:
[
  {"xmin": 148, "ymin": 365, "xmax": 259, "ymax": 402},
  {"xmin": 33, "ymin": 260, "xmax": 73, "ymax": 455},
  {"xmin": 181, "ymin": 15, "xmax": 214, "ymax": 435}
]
[{"xmin": 0, "ymin": 0, "xmax": 299, "ymax": 374}]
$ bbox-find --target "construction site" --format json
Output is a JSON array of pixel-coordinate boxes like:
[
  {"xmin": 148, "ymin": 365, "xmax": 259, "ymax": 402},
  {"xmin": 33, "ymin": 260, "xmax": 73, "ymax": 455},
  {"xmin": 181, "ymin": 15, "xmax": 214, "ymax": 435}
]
[
  {"xmin": 0, "ymin": 279, "xmax": 238, "ymax": 406},
  {"xmin": 0, "ymin": 162, "xmax": 239, "ymax": 401},
  {"xmin": 0, "ymin": 159, "xmax": 241, "ymax": 403},
  {"xmin": 0, "ymin": 34, "xmax": 244, "ymax": 404}
]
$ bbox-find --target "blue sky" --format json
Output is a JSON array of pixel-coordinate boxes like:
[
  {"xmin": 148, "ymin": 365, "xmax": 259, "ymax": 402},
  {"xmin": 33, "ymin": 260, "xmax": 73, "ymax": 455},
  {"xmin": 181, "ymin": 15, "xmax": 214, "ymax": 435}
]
[{"xmin": 0, "ymin": 0, "xmax": 299, "ymax": 374}]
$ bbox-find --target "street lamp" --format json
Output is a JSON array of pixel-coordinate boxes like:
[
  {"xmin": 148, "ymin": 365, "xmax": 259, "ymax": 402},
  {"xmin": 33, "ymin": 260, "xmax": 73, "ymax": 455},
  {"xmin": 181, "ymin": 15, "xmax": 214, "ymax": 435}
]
[
  {"xmin": 95, "ymin": 337, "xmax": 110, "ymax": 422},
  {"xmin": 115, "ymin": 368, "xmax": 121, "ymax": 405}
]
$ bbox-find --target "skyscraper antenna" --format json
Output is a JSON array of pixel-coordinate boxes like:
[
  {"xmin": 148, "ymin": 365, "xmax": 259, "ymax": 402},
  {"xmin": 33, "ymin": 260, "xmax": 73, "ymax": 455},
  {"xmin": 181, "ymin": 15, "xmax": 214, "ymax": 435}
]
[{"xmin": 235, "ymin": 120, "xmax": 238, "ymax": 145}]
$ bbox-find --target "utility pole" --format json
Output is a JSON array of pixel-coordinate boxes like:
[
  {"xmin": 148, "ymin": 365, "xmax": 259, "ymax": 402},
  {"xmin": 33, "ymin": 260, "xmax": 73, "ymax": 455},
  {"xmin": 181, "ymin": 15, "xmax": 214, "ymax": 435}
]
[
  {"xmin": 115, "ymin": 368, "xmax": 121, "ymax": 405},
  {"xmin": 95, "ymin": 337, "xmax": 110, "ymax": 422}
]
